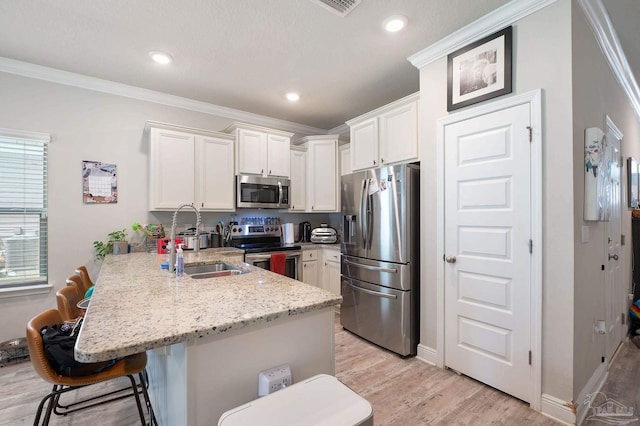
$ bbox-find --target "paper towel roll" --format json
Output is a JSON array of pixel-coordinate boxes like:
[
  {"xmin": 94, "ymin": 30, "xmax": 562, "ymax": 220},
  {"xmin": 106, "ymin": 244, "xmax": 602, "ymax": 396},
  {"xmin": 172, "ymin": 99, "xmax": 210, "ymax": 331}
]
[{"xmin": 282, "ymin": 223, "xmax": 294, "ymax": 244}]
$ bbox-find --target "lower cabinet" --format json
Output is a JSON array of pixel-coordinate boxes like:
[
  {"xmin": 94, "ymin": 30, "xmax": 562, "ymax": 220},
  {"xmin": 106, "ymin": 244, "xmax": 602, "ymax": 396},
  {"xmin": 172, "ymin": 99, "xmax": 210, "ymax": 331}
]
[
  {"xmin": 302, "ymin": 249, "xmax": 318, "ymax": 286},
  {"xmin": 323, "ymin": 247, "xmax": 341, "ymax": 296},
  {"xmin": 302, "ymin": 246, "xmax": 341, "ymax": 298}
]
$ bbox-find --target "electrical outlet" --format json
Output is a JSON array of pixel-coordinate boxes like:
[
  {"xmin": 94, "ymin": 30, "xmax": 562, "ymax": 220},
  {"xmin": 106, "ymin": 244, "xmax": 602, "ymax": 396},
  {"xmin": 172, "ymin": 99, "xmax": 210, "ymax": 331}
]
[{"xmin": 258, "ymin": 364, "xmax": 292, "ymax": 397}]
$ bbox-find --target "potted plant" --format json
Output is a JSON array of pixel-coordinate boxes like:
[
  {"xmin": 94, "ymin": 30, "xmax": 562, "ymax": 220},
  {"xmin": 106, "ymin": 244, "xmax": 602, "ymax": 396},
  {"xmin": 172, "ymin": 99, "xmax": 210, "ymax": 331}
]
[{"xmin": 93, "ymin": 229, "xmax": 128, "ymax": 260}]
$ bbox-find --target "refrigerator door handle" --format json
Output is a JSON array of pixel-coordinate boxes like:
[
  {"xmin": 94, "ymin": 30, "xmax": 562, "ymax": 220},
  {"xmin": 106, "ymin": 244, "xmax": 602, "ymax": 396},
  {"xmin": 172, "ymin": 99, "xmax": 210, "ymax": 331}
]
[
  {"xmin": 360, "ymin": 178, "xmax": 368, "ymax": 249},
  {"xmin": 345, "ymin": 280, "xmax": 398, "ymax": 299},
  {"xmin": 343, "ymin": 258, "xmax": 398, "ymax": 273}
]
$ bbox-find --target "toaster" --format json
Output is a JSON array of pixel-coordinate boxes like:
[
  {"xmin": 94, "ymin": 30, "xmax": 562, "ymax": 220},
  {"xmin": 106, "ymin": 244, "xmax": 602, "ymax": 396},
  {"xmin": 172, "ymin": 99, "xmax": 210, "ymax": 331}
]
[{"xmin": 310, "ymin": 225, "xmax": 338, "ymax": 244}]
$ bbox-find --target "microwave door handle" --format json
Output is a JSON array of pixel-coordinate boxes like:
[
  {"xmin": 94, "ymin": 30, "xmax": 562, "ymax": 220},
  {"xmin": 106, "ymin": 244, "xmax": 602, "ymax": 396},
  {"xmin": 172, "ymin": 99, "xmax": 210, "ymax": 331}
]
[{"xmin": 278, "ymin": 181, "xmax": 283, "ymax": 206}]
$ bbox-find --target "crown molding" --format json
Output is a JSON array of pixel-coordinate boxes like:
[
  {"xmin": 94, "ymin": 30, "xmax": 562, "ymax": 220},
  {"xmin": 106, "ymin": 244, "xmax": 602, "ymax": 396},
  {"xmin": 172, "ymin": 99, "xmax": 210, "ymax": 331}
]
[
  {"xmin": 0, "ymin": 56, "xmax": 328, "ymax": 136},
  {"xmin": 407, "ymin": 0, "xmax": 557, "ymax": 69},
  {"xmin": 578, "ymin": 0, "xmax": 640, "ymax": 122}
]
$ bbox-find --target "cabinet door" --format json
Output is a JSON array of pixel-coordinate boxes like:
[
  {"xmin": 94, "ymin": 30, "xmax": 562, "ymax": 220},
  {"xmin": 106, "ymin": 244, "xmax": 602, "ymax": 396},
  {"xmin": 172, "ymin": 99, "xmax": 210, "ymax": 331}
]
[
  {"xmin": 308, "ymin": 139, "xmax": 338, "ymax": 212},
  {"xmin": 149, "ymin": 128, "xmax": 195, "ymax": 210},
  {"xmin": 379, "ymin": 100, "xmax": 418, "ymax": 165},
  {"xmin": 196, "ymin": 136, "xmax": 235, "ymax": 211},
  {"xmin": 340, "ymin": 145, "xmax": 351, "ymax": 176},
  {"xmin": 302, "ymin": 260, "xmax": 318, "ymax": 287},
  {"xmin": 324, "ymin": 249, "xmax": 341, "ymax": 295},
  {"xmin": 267, "ymin": 135, "xmax": 291, "ymax": 177},
  {"xmin": 237, "ymin": 129, "xmax": 267, "ymax": 175},
  {"xmin": 289, "ymin": 150, "xmax": 306, "ymax": 211},
  {"xmin": 350, "ymin": 118, "xmax": 378, "ymax": 171}
]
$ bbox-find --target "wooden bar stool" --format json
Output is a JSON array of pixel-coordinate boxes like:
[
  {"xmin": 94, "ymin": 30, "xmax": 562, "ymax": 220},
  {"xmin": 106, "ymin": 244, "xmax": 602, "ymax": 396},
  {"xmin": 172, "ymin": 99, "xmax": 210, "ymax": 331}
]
[
  {"xmin": 56, "ymin": 283, "xmax": 84, "ymax": 322},
  {"xmin": 67, "ymin": 274, "xmax": 90, "ymax": 298},
  {"xmin": 75, "ymin": 266, "xmax": 94, "ymax": 292},
  {"xmin": 26, "ymin": 308, "xmax": 156, "ymax": 425}
]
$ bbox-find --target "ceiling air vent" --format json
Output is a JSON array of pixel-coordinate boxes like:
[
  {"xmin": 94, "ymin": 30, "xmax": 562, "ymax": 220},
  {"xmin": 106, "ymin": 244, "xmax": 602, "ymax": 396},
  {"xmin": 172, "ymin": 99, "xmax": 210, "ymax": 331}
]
[{"xmin": 310, "ymin": 0, "xmax": 362, "ymax": 17}]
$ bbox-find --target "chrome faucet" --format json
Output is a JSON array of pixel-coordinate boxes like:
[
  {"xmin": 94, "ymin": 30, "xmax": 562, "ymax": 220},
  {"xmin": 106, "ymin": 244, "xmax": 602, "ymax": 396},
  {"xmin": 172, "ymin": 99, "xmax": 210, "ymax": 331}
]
[{"xmin": 168, "ymin": 203, "xmax": 201, "ymax": 273}]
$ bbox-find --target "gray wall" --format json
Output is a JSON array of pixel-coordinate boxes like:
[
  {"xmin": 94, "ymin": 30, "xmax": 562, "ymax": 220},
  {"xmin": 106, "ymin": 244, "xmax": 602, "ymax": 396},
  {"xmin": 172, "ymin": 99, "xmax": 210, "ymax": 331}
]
[
  {"xmin": 418, "ymin": 0, "xmax": 576, "ymax": 402},
  {"xmin": 571, "ymin": 0, "xmax": 640, "ymax": 399},
  {"xmin": 0, "ymin": 72, "xmax": 335, "ymax": 342}
]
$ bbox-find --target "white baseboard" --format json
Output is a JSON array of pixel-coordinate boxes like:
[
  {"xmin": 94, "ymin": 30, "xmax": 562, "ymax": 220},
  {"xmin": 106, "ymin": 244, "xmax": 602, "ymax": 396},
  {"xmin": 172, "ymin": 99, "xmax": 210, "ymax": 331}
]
[
  {"xmin": 416, "ymin": 344, "xmax": 437, "ymax": 365},
  {"xmin": 575, "ymin": 362, "xmax": 608, "ymax": 425},
  {"xmin": 541, "ymin": 394, "xmax": 576, "ymax": 425}
]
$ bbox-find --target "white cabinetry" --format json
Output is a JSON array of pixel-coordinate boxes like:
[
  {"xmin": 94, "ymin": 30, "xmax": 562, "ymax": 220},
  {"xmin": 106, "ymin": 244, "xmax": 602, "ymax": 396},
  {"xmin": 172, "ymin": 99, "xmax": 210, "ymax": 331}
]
[
  {"xmin": 346, "ymin": 92, "xmax": 419, "ymax": 172},
  {"xmin": 322, "ymin": 247, "xmax": 341, "ymax": 296},
  {"xmin": 226, "ymin": 123, "xmax": 293, "ymax": 178},
  {"xmin": 294, "ymin": 135, "xmax": 339, "ymax": 212},
  {"xmin": 147, "ymin": 122, "xmax": 235, "ymax": 211},
  {"xmin": 290, "ymin": 148, "xmax": 307, "ymax": 212},
  {"xmin": 340, "ymin": 144, "xmax": 351, "ymax": 176},
  {"xmin": 302, "ymin": 248, "xmax": 318, "ymax": 286}
]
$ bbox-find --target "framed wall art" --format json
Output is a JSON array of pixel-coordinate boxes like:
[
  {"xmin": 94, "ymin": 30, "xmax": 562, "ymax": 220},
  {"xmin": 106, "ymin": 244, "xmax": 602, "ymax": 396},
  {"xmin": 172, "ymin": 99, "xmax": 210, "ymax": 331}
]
[
  {"xmin": 82, "ymin": 160, "xmax": 118, "ymax": 204},
  {"xmin": 447, "ymin": 26, "xmax": 513, "ymax": 111}
]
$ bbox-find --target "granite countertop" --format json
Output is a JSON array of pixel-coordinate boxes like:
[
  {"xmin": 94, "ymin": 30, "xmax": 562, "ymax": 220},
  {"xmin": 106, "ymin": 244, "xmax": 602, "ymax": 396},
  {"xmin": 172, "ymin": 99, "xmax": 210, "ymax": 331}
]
[
  {"xmin": 299, "ymin": 242, "xmax": 341, "ymax": 249},
  {"xmin": 75, "ymin": 249, "xmax": 342, "ymax": 362}
]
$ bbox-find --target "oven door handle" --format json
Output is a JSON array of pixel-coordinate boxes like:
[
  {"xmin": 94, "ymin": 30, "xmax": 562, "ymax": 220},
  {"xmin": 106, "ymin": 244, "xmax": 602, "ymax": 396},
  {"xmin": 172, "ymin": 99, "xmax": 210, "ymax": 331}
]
[{"xmin": 246, "ymin": 252, "xmax": 301, "ymax": 261}]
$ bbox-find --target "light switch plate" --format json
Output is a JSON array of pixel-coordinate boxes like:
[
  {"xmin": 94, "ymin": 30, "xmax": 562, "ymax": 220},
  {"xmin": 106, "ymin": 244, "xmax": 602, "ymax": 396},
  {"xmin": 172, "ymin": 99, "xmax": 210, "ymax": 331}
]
[{"xmin": 581, "ymin": 225, "xmax": 589, "ymax": 243}]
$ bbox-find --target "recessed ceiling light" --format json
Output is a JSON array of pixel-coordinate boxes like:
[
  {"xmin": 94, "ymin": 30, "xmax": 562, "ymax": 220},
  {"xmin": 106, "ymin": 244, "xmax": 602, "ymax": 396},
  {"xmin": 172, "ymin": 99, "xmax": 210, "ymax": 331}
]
[
  {"xmin": 149, "ymin": 51, "xmax": 172, "ymax": 65},
  {"xmin": 383, "ymin": 15, "xmax": 407, "ymax": 33},
  {"xmin": 286, "ymin": 92, "xmax": 300, "ymax": 102}
]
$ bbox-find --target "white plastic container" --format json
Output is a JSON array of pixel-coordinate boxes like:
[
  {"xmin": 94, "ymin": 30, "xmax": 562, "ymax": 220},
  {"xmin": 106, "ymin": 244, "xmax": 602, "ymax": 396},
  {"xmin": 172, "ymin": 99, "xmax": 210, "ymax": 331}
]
[{"xmin": 218, "ymin": 374, "xmax": 373, "ymax": 426}]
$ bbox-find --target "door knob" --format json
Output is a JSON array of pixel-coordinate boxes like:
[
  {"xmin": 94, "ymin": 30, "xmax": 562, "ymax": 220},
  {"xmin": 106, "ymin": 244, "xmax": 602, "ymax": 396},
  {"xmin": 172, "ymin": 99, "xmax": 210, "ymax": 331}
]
[
  {"xmin": 609, "ymin": 253, "xmax": 619, "ymax": 261},
  {"xmin": 445, "ymin": 256, "xmax": 457, "ymax": 264}
]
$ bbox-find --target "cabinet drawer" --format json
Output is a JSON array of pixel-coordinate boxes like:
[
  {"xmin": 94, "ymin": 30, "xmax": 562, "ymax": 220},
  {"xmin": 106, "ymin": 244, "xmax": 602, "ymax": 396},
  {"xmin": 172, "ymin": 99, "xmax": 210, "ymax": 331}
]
[
  {"xmin": 302, "ymin": 249, "xmax": 318, "ymax": 261},
  {"xmin": 324, "ymin": 248, "xmax": 340, "ymax": 263}
]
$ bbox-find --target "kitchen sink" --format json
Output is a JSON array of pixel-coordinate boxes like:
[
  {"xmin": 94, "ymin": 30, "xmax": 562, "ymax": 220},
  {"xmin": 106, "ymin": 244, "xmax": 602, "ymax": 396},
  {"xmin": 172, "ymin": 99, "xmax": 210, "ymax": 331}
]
[
  {"xmin": 190, "ymin": 270, "xmax": 244, "ymax": 279},
  {"xmin": 185, "ymin": 262, "xmax": 247, "ymax": 279}
]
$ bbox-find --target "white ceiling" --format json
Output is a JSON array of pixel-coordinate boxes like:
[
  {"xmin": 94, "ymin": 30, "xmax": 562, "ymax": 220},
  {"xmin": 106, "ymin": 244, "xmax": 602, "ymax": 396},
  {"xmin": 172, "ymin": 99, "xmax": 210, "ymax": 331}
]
[{"xmin": 0, "ymin": 1, "xmax": 637, "ymax": 132}]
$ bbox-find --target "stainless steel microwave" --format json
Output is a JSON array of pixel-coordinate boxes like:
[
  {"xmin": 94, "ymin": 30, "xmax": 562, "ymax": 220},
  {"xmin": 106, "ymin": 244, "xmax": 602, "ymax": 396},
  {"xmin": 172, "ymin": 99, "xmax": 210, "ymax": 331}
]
[{"xmin": 236, "ymin": 175, "xmax": 290, "ymax": 209}]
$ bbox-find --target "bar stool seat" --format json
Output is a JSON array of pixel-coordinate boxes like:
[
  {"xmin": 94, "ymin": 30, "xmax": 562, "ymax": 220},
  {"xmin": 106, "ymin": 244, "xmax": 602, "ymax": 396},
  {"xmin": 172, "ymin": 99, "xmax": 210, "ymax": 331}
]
[{"xmin": 27, "ymin": 308, "xmax": 156, "ymax": 425}]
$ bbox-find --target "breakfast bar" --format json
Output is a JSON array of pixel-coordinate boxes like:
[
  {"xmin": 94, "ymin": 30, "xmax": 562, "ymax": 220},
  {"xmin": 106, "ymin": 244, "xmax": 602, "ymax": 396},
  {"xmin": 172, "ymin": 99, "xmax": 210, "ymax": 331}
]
[{"xmin": 75, "ymin": 251, "xmax": 342, "ymax": 425}]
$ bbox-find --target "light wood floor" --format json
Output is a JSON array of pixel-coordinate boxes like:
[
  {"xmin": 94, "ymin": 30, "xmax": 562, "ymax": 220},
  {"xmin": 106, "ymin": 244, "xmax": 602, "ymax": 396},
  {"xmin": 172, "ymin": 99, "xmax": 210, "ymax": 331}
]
[{"xmin": 2, "ymin": 318, "xmax": 638, "ymax": 425}]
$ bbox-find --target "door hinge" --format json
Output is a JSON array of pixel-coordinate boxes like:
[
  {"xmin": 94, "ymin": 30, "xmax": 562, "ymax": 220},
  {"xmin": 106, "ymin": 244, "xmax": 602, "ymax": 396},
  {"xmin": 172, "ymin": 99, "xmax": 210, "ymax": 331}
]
[
  {"xmin": 622, "ymin": 313, "xmax": 626, "ymax": 325},
  {"xmin": 527, "ymin": 126, "xmax": 533, "ymax": 142},
  {"xmin": 621, "ymin": 234, "xmax": 626, "ymax": 246},
  {"xmin": 529, "ymin": 350, "xmax": 532, "ymax": 365},
  {"xmin": 528, "ymin": 239, "xmax": 533, "ymax": 254}
]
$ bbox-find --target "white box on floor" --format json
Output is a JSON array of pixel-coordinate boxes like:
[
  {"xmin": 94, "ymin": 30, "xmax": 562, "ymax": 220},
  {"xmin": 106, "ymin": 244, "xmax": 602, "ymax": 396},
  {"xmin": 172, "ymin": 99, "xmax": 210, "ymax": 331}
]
[{"xmin": 218, "ymin": 374, "xmax": 373, "ymax": 426}]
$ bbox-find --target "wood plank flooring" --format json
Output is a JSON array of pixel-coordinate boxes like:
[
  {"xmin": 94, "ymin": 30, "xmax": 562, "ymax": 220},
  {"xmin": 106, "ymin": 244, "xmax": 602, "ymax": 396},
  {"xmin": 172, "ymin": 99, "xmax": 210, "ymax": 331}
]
[{"xmin": 1, "ymin": 317, "xmax": 638, "ymax": 425}]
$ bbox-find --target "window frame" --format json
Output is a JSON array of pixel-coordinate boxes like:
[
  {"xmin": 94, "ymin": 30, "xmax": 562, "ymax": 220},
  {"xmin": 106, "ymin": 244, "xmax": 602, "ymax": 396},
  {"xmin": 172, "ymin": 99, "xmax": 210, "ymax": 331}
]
[{"xmin": 0, "ymin": 127, "xmax": 51, "ymax": 297}]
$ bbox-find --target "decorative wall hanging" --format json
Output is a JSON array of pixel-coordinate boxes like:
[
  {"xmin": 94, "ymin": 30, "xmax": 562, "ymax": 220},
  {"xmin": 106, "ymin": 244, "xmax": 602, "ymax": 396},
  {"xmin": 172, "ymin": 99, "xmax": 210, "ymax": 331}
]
[
  {"xmin": 82, "ymin": 160, "xmax": 117, "ymax": 204},
  {"xmin": 628, "ymin": 157, "xmax": 639, "ymax": 209},
  {"xmin": 584, "ymin": 127, "xmax": 612, "ymax": 221},
  {"xmin": 447, "ymin": 26, "xmax": 512, "ymax": 111}
]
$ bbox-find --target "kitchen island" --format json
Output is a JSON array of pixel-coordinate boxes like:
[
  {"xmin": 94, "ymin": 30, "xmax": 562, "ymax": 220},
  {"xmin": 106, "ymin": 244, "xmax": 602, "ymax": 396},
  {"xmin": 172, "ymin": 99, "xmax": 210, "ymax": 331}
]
[{"xmin": 75, "ymin": 250, "xmax": 342, "ymax": 425}]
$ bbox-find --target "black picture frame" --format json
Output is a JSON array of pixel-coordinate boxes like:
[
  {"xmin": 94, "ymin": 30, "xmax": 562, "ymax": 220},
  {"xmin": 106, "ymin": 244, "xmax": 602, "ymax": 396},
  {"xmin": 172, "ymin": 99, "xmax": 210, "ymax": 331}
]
[
  {"xmin": 628, "ymin": 157, "xmax": 639, "ymax": 208},
  {"xmin": 447, "ymin": 26, "xmax": 513, "ymax": 111}
]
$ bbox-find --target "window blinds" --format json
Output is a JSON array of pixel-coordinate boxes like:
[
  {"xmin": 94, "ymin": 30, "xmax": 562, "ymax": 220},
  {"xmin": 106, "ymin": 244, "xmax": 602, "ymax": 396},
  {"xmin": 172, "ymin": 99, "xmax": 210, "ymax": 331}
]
[{"xmin": 0, "ymin": 129, "xmax": 49, "ymax": 287}]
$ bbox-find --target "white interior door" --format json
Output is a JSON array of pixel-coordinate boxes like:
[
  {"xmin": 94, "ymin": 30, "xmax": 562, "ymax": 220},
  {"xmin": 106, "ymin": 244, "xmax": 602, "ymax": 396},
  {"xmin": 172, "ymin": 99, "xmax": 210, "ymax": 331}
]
[
  {"xmin": 604, "ymin": 118, "xmax": 624, "ymax": 362},
  {"xmin": 444, "ymin": 102, "xmax": 532, "ymax": 402}
]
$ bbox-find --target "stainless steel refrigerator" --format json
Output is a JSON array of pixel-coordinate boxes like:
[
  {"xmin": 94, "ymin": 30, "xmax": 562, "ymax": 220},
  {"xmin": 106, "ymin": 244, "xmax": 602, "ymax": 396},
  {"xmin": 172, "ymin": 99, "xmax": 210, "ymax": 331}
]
[{"xmin": 340, "ymin": 163, "xmax": 420, "ymax": 357}]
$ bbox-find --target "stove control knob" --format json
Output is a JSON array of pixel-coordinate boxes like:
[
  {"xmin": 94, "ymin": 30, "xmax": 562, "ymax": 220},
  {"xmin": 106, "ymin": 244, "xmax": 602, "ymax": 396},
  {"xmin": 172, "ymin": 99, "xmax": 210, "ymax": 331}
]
[{"xmin": 233, "ymin": 227, "xmax": 238, "ymax": 233}]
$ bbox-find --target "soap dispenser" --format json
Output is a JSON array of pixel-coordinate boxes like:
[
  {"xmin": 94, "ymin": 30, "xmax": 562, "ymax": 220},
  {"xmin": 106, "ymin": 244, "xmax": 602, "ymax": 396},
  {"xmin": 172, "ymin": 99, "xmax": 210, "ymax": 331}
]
[{"xmin": 176, "ymin": 244, "xmax": 184, "ymax": 276}]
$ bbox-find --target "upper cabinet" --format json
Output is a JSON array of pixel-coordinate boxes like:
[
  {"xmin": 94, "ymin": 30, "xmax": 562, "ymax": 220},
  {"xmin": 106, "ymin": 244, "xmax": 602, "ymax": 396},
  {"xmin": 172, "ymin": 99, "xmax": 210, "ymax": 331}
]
[
  {"xmin": 294, "ymin": 135, "xmax": 339, "ymax": 213},
  {"xmin": 225, "ymin": 123, "xmax": 293, "ymax": 178},
  {"xmin": 289, "ymin": 147, "xmax": 307, "ymax": 212},
  {"xmin": 147, "ymin": 122, "xmax": 235, "ymax": 212},
  {"xmin": 339, "ymin": 144, "xmax": 351, "ymax": 176},
  {"xmin": 346, "ymin": 92, "xmax": 419, "ymax": 172}
]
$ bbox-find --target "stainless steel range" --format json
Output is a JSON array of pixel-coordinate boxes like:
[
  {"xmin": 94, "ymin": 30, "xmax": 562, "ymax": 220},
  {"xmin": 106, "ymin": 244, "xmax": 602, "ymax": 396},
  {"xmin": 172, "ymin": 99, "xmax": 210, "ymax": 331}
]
[{"xmin": 228, "ymin": 224, "xmax": 301, "ymax": 280}]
